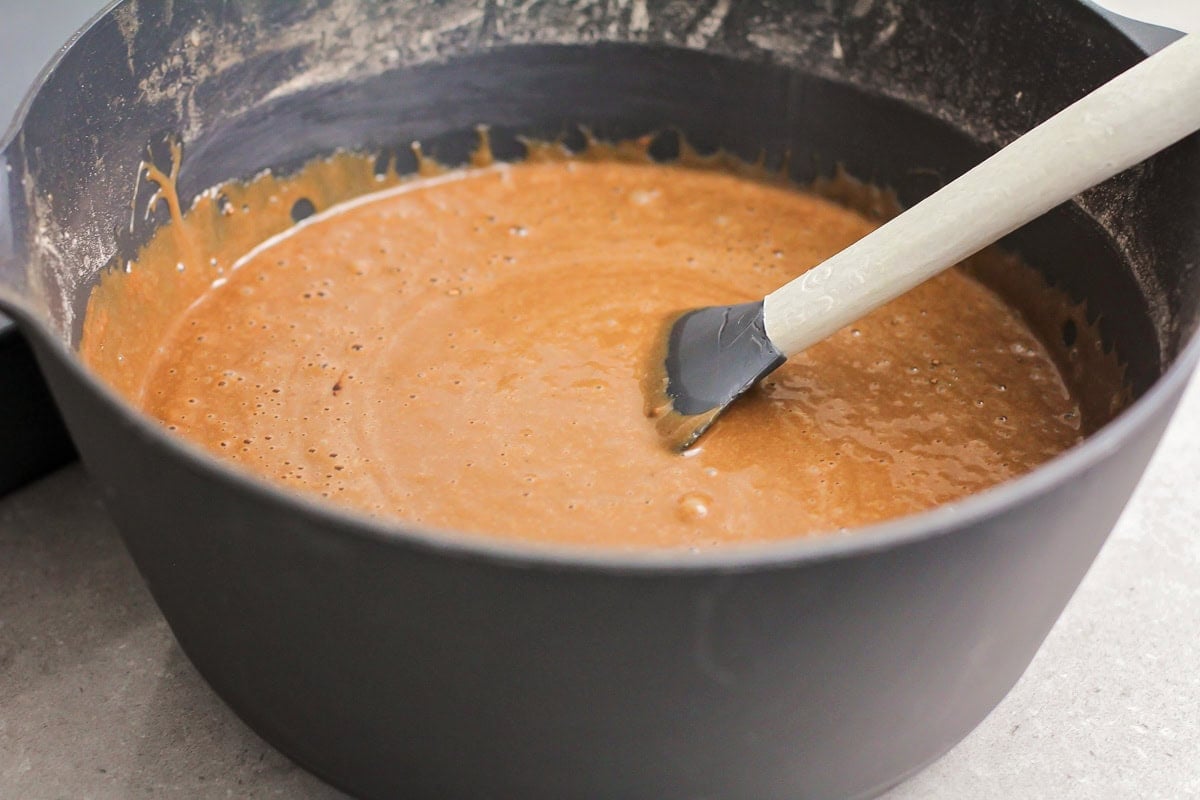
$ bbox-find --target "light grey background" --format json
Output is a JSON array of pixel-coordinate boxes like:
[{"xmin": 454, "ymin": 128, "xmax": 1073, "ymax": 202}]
[{"xmin": 2, "ymin": 3, "xmax": 1197, "ymax": 798}]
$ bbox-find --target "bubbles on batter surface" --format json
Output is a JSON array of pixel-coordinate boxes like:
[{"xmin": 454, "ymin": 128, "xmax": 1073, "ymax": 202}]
[{"xmin": 676, "ymin": 492, "xmax": 712, "ymax": 523}]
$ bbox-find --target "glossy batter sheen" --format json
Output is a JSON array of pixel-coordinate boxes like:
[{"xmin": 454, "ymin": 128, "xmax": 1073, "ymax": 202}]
[{"xmin": 115, "ymin": 159, "xmax": 1090, "ymax": 547}]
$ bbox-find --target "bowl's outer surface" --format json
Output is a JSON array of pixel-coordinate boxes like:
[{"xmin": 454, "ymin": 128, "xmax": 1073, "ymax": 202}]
[
  {"xmin": 0, "ymin": 1, "xmax": 89, "ymax": 495},
  {"xmin": 31, "ymin": 332, "xmax": 1191, "ymax": 800},
  {"xmin": 2, "ymin": 2, "xmax": 1200, "ymax": 799}
]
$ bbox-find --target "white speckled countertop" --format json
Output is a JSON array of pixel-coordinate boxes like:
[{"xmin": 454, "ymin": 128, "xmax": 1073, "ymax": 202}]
[{"xmin": 1, "ymin": 3, "xmax": 1197, "ymax": 798}]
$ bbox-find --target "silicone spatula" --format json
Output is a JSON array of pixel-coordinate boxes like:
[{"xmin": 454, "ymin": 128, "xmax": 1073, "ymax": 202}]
[{"xmin": 649, "ymin": 32, "xmax": 1200, "ymax": 450}]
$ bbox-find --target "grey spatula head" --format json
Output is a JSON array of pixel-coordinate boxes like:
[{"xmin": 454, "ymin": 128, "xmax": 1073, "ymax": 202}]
[{"xmin": 648, "ymin": 301, "xmax": 785, "ymax": 450}]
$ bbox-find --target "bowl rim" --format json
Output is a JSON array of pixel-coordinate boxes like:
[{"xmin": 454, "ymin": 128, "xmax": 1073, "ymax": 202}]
[{"xmin": 4, "ymin": 0, "xmax": 1196, "ymax": 574}]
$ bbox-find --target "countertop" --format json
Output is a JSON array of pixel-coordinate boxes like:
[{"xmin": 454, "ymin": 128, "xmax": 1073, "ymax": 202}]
[{"xmin": 2, "ymin": 3, "xmax": 1197, "ymax": 799}]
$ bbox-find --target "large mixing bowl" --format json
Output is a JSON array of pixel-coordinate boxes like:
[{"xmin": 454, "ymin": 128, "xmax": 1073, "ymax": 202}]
[{"xmin": 1, "ymin": 1, "xmax": 1197, "ymax": 798}]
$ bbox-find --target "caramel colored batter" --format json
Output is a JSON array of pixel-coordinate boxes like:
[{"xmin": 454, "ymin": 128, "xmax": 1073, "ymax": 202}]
[{"xmin": 80, "ymin": 151, "xmax": 1117, "ymax": 548}]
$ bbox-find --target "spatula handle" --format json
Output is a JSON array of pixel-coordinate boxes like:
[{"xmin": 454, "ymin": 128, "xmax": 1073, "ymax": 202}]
[{"xmin": 762, "ymin": 32, "xmax": 1200, "ymax": 357}]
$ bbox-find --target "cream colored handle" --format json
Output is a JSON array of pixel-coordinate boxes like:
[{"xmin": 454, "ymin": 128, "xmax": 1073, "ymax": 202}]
[
  {"xmin": 763, "ymin": 32, "xmax": 1200, "ymax": 357},
  {"xmin": 1090, "ymin": 0, "xmax": 1200, "ymax": 34}
]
